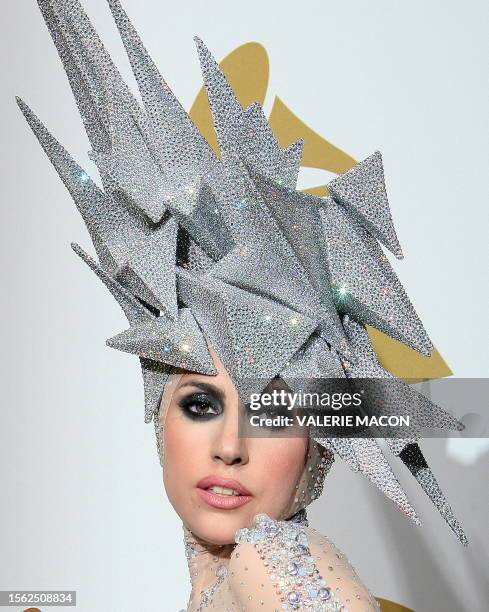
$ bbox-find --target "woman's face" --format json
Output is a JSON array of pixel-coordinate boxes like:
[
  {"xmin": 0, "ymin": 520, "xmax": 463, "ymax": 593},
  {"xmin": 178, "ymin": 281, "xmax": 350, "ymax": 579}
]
[{"xmin": 161, "ymin": 348, "xmax": 308, "ymax": 545}]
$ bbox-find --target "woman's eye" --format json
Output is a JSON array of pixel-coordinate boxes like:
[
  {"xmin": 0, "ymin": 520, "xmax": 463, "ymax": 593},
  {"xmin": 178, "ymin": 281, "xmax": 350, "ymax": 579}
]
[{"xmin": 179, "ymin": 393, "xmax": 223, "ymax": 420}]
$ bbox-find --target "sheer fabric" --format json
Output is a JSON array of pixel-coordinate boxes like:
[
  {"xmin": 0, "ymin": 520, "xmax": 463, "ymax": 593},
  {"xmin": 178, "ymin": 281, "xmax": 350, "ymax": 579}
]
[{"xmin": 182, "ymin": 513, "xmax": 380, "ymax": 612}]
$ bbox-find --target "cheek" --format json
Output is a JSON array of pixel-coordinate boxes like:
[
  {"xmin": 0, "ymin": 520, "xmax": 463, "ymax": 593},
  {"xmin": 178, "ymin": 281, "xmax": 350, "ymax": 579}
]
[
  {"xmin": 252, "ymin": 438, "xmax": 307, "ymax": 508},
  {"xmin": 161, "ymin": 411, "xmax": 204, "ymax": 510}
]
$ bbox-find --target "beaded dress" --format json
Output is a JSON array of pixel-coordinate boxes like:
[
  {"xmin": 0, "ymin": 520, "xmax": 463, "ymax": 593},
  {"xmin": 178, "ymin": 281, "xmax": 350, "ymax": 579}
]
[{"xmin": 181, "ymin": 513, "xmax": 380, "ymax": 612}]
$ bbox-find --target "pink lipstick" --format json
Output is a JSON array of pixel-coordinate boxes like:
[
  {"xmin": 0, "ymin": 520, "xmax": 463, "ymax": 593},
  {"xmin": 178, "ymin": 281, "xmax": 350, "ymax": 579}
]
[{"xmin": 196, "ymin": 475, "xmax": 253, "ymax": 510}]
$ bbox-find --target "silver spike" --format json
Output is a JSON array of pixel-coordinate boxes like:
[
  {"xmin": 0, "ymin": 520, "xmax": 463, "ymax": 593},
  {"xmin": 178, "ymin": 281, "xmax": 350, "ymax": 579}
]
[
  {"xmin": 72, "ymin": 243, "xmax": 174, "ymax": 421},
  {"xmin": 398, "ymin": 443, "xmax": 468, "ymax": 546},
  {"xmin": 141, "ymin": 358, "xmax": 172, "ymax": 424},
  {"xmin": 107, "ymin": 307, "xmax": 216, "ymax": 373},
  {"xmin": 320, "ymin": 199, "xmax": 432, "ymax": 355},
  {"xmin": 328, "ymin": 151, "xmax": 403, "ymax": 259},
  {"xmin": 107, "ymin": 0, "xmax": 215, "ymax": 171}
]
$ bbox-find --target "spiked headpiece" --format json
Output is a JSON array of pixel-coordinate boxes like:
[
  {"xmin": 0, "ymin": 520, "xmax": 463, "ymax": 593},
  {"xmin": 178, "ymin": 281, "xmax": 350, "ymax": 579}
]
[{"xmin": 18, "ymin": 0, "xmax": 467, "ymax": 545}]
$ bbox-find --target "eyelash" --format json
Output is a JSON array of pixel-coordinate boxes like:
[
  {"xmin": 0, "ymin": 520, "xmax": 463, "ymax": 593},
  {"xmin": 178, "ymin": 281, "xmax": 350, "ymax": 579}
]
[{"xmin": 179, "ymin": 392, "xmax": 223, "ymax": 420}]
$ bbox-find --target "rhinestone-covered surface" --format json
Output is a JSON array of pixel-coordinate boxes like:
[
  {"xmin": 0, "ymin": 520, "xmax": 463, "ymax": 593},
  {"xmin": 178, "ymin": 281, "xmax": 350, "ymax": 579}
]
[
  {"xmin": 183, "ymin": 513, "xmax": 381, "ymax": 611},
  {"xmin": 19, "ymin": 0, "xmax": 468, "ymax": 549}
]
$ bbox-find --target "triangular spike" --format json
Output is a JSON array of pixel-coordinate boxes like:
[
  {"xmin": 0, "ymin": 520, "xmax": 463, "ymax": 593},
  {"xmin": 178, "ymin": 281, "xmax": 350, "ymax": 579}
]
[
  {"xmin": 239, "ymin": 103, "xmax": 301, "ymax": 188},
  {"xmin": 320, "ymin": 199, "xmax": 432, "ymax": 355},
  {"xmin": 194, "ymin": 39, "xmax": 300, "ymax": 187},
  {"xmin": 17, "ymin": 98, "xmax": 172, "ymax": 292},
  {"xmin": 106, "ymin": 308, "xmax": 216, "ymax": 374},
  {"xmin": 107, "ymin": 0, "xmax": 215, "ymax": 169},
  {"xmin": 37, "ymin": 0, "xmax": 111, "ymax": 152},
  {"xmin": 19, "ymin": 97, "xmax": 183, "ymax": 321},
  {"xmin": 328, "ymin": 151, "xmax": 404, "ymax": 259},
  {"xmin": 71, "ymin": 243, "xmax": 152, "ymax": 325},
  {"xmin": 140, "ymin": 357, "xmax": 172, "ymax": 423},
  {"xmin": 73, "ymin": 243, "xmax": 173, "ymax": 423},
  {"xmin": 398, "ymin": 443, "xmax": 468, "ymax": 545},
  {"xmin": 17, "ymin": 98, "xmax": 119, "ymax": 270},
  {"xmin": 38, "ymin": 0, "xmax": 139, "ymax": 138},
  {"xmin": 208, "ymin": 232, "xmax": 346, "ymax": 354},
  {"xmin": 342, "ymin": 314, "xmax": 468, "ymax": 540},
  {"xmin": 63, "ymin": 0, "xmax": 218, "ymax": 228},
  {"xmin": 342, "ymin": 315, "xmax": 463, "ymax": 433},
  {"xmin": 40, "ymin": 0, "xmax": 171, "ymax": 219},
  {"xmin": 43, "ymin": 0, "xmax": 129, "ymax": 94},
  {"xmin": 194, "ymin": 36, "xmax": 244, "ymax": 157},
  {"xmin": 177, "ymin": 268, "xmax": 318, "ymax": 383},
  {"xmin": 106, "ymin": 0, "xmax": 184, "ymax": 115},
  {"xmin": 350, "ymin": 438, "xmax": 421, "ymax": 524}
]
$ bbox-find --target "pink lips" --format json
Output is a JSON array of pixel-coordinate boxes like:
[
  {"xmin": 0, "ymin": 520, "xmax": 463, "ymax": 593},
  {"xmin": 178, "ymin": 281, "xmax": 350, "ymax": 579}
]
[{"xmin": 196, "ymin": 475, "xmax": 253, "ymax": 510}]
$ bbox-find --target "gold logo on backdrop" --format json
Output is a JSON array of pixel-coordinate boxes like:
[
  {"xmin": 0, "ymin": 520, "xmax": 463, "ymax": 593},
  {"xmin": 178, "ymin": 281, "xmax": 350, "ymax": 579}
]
[{"xmin": 189, "ymin": 41, "xmax": 451, "ymax": 383}]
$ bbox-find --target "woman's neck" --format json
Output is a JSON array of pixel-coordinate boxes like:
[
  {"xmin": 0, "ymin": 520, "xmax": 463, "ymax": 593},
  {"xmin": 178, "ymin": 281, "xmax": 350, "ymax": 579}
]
[
  {"xmin": 183, "ymin": 524, "xmax": 234, "ymax": 601},
  {"xmin": 181, "ymin": 510, "xmax": 308, "ymax": 610}
]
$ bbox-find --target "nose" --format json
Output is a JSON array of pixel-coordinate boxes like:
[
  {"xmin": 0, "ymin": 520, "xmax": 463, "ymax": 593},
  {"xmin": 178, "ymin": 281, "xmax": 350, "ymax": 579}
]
[{"xmin": 211, "ymin": 401, "xmax": 249, "ymax": 466}]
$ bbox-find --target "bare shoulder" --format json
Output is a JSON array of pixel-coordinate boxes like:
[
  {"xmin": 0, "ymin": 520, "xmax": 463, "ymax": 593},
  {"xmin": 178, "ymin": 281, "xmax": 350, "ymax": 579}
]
[{"xmin": 227, "ymin": 514, "xmax": 380, "ymax": 611}]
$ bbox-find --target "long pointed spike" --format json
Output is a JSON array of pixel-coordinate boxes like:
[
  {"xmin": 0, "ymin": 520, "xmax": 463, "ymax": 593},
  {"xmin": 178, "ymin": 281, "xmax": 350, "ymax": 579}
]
[
  {"xmin": 43, "ymin": 0, "xmax": 119, "ymax": 83},
  {"xmin": 42, "ymin": 0, "xmax": 141, "ymax": 127},
  {"xmin": 140, "ymin": 357, "xmax": 171, "ymax": 423},
  {"xmin": 399, "ymin": 443, "xmax": 468, "ymax": 546},
  {"xmin": 37, "ymin": 0, "xmax": 111, "ymax": 151},
  {"xmin": 16, "ymin": 98, "xmax": 116, "ymax": 266},
  {"xmin": 17, "ymin": 97, "xmax": 99, "ymax": 198},
  {"xmin": 106, "ymin": 0, "xmax": 180, "ymax": 115},
  {"xmin": 107, "ymin": 0, "xmax": 215, "ymax": 167},
  {"xmin": 71, "ymin": 243, "xmax": 152, "ymax": 326},
  {"xmin": 194, "ymin": 36, "xmax": 243, "ymax": 156},
  {"xmin": 352, "ymin": 438, "xmax": 421, "ymax": 525}
]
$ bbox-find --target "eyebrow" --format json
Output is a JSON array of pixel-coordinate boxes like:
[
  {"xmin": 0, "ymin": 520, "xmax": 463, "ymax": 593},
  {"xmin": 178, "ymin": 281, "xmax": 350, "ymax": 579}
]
[{"xmin": 177, "ymin": 380, "xmax": 226, "ymax": 403}]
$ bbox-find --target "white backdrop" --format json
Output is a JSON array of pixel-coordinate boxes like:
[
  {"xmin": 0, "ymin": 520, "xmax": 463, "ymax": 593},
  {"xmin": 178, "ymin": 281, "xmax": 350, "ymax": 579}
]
[{"xmin": 1, "ymin": 1, "xmax": 488, "ymax": 611}]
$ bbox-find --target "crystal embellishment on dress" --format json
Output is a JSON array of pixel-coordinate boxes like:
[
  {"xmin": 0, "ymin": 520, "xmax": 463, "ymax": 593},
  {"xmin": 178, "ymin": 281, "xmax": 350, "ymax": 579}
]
[{"xmin": 235, "ymin": 514, "xmax": 347, "ymax": 610}]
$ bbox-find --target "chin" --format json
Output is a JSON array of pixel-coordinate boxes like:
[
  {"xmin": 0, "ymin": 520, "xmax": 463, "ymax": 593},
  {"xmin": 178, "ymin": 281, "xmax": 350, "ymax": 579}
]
[{"xmin": 187, "ymin": 513, "xmax": 246, "ymax": 546}]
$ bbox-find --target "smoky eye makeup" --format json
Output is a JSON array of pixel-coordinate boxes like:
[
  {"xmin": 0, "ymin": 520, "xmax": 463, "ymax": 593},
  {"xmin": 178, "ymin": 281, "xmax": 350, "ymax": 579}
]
[{"xmin": 177, "ymin": 384, "xmax": 224, "ymax": 421}]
